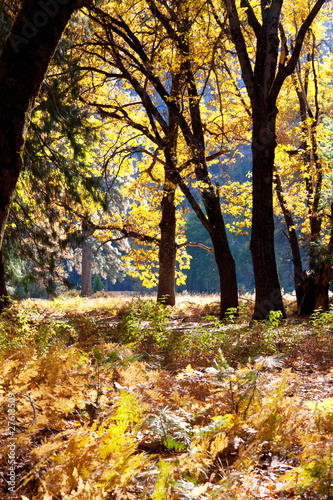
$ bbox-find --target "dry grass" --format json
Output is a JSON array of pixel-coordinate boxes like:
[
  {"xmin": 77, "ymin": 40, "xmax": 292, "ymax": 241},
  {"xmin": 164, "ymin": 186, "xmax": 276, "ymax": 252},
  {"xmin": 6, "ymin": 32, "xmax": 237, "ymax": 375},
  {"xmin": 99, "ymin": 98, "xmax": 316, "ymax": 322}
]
[{"xmin": 24, "ymin": 291, "xmax": 299, "ymax": 324}]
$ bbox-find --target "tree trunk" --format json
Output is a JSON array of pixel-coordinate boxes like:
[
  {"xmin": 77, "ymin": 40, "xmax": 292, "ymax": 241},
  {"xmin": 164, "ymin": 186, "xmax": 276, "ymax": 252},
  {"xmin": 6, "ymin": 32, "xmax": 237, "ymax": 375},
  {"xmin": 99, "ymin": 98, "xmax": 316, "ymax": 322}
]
[
  {"xmin": 226, "ymin": 0, "xmax": 326, "ymax": 320},
  {"xmin": 313, "ymin": 201, "xmax": 333, "ymax": 312},
  {"xmin": 200, "ymin": 189, "xmax": 238, "ymax": 318},
  {"xmin": 0, "ymin": 249, "xmax": 9, "ymax": 313},
  {"xmin": 157, "ymin": 177, "xmax": 176, "ymax": 306},
  {"xmin": 212, "ymin": 221, "xmax": 238, "ymax": 318},
  {"xmin": 0, "ymin": 0, "xmax": 92, "ymax": 252},
  {"xmin": 251, "ymin": 104, "xmax": 286, "ymax": 320},
  {"xmin": 81, "ymin": 240, "xmax": 92, "ymax": 297},
  {"xmin": 81, "ymin": 222, "xmax": 92, "ymax": 297},
  {"xmin": 177, "ymin": 24, "xmax": 238, "ymax": 319},
  {"xmin": 274, "ymin": 168, "xmax": 303, "ymax": 309},
  {"xmin": 315, "ymin": 264, "xmax": 330, "ymax": 312}
]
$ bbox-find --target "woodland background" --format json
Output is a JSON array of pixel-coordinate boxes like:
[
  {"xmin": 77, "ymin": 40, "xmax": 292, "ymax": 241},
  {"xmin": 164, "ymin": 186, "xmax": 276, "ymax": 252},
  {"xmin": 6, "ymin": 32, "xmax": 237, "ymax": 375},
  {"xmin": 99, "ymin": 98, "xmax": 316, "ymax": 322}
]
[
  {"xmin": 0, "ymin": 0, "xmax": 332, "ymax": 318},
  {"xmin": 1, "ymin": 1, "xmax": 333, "ymax": 499}
]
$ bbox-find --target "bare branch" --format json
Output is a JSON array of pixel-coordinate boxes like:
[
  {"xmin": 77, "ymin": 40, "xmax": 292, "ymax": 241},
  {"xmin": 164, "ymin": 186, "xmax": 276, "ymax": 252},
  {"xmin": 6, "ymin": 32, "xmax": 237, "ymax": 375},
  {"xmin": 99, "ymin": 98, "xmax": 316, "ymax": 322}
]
[
  {"xmin": 225, "ymin": 0, "xmax": 255, "ymax": 102},
  {"xmin": 240, "ymin": 0, "xmax": 262, "ymax": 38},
  {"xmin": 272, "ymin": 0, "xmax": 327, "ymax": 100},
  {"xmin": 177, "ymin": 241, "xmax": 214, "ymax": 252}
]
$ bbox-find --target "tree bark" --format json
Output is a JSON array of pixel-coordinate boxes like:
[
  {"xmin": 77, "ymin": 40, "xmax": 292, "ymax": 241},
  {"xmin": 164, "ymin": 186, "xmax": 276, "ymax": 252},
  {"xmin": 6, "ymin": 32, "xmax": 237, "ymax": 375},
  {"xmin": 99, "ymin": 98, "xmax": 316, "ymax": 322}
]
[
  {"xmin": 0, "ymin": 0, "xmax": 92, "ymax": 252},
  {"xmin": 292, "ymin": 53, "xmax": 327, "ymax": 312},
  {"xmin": 177, "ymin": 17, "xmax": 238, "ymax": 318},
  {"xmin": 203, "ymin": 190, "xmax": 238, "ymax": 317},
  {"xmin": 314, "ymin": 201, "xmax": 333, "ymax": 312},
  {"xmin": 81, "ymin": 241, "xmax": 92, "ymax": 297},
  {"xmin": 157, "ymin": 175, "xmax": 176, "ymax": 306},
  {"xmin": 250, "ymin": 103, "xmax": 286, "ymax": 319},
  {"xmin": 315, "ymin": 264, "xmax": 330, "ymax": 312}
]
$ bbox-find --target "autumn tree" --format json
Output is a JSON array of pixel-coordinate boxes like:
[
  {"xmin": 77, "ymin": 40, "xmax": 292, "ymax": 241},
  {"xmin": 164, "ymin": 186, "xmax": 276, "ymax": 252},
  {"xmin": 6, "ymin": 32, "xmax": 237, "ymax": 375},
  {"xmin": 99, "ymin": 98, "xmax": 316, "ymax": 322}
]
[
  {"xmin": 75, "ymin": 2, "xmax": 191, "ymax": 306},
  {"xmin": 274, "ymin": 25, "xmax": 333, "ymax": 313},
  {"xmin": 224, "ymin": 0, "xmax": 327, "ymax": 319},
  {"xmin": 77, "ymin": 0, "xmax": 239, "ymax": 316}
]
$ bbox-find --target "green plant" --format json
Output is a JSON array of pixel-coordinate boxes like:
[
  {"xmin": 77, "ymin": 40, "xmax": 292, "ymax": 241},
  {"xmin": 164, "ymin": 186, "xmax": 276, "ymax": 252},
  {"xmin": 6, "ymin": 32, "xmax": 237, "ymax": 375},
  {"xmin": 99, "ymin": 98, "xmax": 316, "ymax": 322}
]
[
  {"xmin": 311, "ymin": 305, "xmax": 333, "ymax": 333},
  {"xmin": 152, "ymin": 459, "xmax": 173, "ymax": 500},
  {"xmin": 93, "ymin": 274, "xmax": 104, "ymax": 293},
  {"xmin": 89, "ymin": 343, "xmax": 139, "ymax": 409},
  {"xmin": 256, "ymin": 309, "xmax": 284, "ymax": 352},
  {"xmin": 118, "ymin": 299, "xmax": 173, "ymax": 347},
  {"xmin": 281, "ymin": 398, "xmax": 333, "ymax": 499},
  {"xmin": 213, "ymin": 349, "xmax": 260, "ymax": 417},
  {"xmin": 147, "ymin": 406, "xmax": 193, "ymax": 451}
]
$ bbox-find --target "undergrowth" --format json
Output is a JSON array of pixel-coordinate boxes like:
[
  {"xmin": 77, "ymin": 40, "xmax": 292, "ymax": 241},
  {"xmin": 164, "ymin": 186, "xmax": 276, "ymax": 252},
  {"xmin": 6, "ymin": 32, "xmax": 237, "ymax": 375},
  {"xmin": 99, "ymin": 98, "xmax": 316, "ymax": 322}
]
[{"xmin": 0, "ymin": 295, "xmax": 332, "ymax": 499}]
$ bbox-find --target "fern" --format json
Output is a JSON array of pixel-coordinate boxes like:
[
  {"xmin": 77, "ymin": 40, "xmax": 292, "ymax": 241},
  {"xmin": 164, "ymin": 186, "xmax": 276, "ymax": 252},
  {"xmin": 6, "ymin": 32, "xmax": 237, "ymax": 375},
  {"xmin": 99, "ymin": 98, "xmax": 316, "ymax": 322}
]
[
  {"xmin": 147, "ymin": 406, "xmax": 193, "ymax": 451},
  {"xmin": 152, "ymin": 459, "xmax": 173, "ymax": 500}
]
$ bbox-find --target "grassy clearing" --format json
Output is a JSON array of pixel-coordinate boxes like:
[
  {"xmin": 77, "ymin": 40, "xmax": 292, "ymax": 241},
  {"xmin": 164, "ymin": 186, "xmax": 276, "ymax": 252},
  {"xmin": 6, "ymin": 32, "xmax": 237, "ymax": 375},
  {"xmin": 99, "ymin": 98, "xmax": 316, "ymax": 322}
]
[{"xmin": 0, "ymin": 294, "xmax": 333, "ymax": 499}]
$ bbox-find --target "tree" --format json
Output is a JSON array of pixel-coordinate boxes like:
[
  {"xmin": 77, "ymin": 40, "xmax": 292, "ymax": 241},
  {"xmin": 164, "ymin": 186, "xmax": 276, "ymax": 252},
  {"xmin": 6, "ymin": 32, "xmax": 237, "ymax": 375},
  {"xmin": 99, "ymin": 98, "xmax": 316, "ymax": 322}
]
[
  {"xmin": 273, "ymin": 19, "xmax": 333, "ymax": 313},
  {"xmin": 81, "ymin": 221, "xmax": 93, "ymax": 296},
  {"xmin": 0, "ymin": 0, "xmax": 93, "ymax": 278},
  {"xmin": 225, "ymin": 0, "xmax": 327, "ymax": 319},
  {"xmin": 76, "ymin": 3, "xmax": 189, "ymax": 306},
  {"xmin": 1, "ymin": 14, "xmax": 135, "ymax": 300},
  {"xmin": 93, "ymin": 273, "xmax": 104, "ymax": 293},
  {"xmin": 78, "ymin": 0, "xmax": 239, "ymax": 316}
]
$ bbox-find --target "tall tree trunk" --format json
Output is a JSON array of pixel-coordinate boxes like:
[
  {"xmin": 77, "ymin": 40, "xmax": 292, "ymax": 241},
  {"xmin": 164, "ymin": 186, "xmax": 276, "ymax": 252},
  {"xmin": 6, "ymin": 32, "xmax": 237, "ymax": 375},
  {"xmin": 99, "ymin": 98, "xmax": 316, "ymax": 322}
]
[
  {"xmin": 178, "ymin": 22, "xmax": 238, "ymax": 318},
  {"xmin": 156, "ymin": 74, "xmax": 179, "ymax": 307},
  {"xmin": 157, "ymin": 176, "xmax": 176, "ymax": 306},
  {"xmin": 81, "ymin": 222, "xmax": 92, "ymax": 297},
  {"xmin": 0, "ymin": 0, "xmax": 92, "ymax": 252},
  {"xmin": 315, "ymin": 264, "xmax": 330, "ymax": 312},
  {"xmin": 274, "ymin": 168, "xmax": 304, "ymax": 309},
  {"xmin": 204, "ymin": 191, "xmax": 238, "ymax": 317},
  {"xmin": 292, "ymin": 54, "xmax": 323, "ymax": 313},
  {"xmin": 250, "ymin": 105, "xmax": 286, "ymax": 320},
  {"xmin": 314, "ymin": 201, "xmax": 333, "ymax": 312},
  {"xmin": 81, "ymin": 240, "xmax": 92, "ymax": 297}
]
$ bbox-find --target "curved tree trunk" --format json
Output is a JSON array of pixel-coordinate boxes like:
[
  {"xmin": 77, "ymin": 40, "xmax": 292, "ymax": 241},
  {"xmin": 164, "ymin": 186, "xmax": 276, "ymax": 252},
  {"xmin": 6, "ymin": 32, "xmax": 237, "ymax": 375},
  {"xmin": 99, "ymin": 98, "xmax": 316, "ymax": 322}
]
[
  {"xmin": 178, "ymin": 23, "xmax": 238, "ymax": 319},
  {"xmin": 0, "ymin": 0, "xmax": 93, "ymax": 252},
  {"xmin": 206, "ymin": 194, "xmax": 238, "ymax": 318}
]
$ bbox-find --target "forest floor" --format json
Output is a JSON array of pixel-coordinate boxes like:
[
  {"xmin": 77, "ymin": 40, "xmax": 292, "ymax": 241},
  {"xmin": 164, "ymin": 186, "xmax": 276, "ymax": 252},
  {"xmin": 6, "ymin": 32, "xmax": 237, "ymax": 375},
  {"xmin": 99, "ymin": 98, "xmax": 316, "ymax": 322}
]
[{"xmin": 1, "ymin": 293, "xmax": 333, "ymax": 500}]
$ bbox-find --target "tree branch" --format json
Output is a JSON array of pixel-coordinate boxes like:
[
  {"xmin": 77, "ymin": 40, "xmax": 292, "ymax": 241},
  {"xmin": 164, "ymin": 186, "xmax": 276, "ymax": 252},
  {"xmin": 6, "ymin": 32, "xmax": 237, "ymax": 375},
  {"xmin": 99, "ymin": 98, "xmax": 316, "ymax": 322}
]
[
  {"xmin": 271, "ymin": 0, "xmax": 327, "ymax": 100},
  {"xmin": 241, "ymin": 0, "xmax": 262, "ymax": 38},
  {"xmin": 177, "ymin": 241, "xmax": 214, "ymax": 252},
  {"xmin": 225, "ymin": 0, "xmax": 255, "ymax": 102}
]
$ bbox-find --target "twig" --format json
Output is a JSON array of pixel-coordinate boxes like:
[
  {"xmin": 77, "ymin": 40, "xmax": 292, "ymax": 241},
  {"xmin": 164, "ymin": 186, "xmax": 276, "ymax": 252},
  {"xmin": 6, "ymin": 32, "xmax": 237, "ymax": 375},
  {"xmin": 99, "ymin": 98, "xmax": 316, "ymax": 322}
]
[
  {"xmin": 27, "ymin": 394, "xmax": 37, "ymax": 427},
  {"xmin": 18, "ymin": 392, "xmax": 37, "ymax": 428},
  {"xmin": 177, "ymin": 241, "xmax": 214, "ymax": 252}
]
